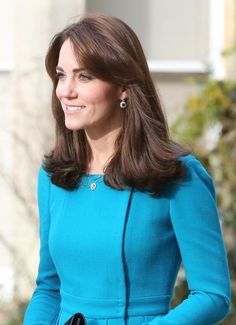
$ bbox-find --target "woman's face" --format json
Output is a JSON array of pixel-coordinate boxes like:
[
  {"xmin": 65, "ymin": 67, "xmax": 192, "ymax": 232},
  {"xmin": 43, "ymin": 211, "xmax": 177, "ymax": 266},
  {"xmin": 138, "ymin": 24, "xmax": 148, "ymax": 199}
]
[{"xmin": 55, "ymin": 39, "xmax": 126, "ymax": 133}]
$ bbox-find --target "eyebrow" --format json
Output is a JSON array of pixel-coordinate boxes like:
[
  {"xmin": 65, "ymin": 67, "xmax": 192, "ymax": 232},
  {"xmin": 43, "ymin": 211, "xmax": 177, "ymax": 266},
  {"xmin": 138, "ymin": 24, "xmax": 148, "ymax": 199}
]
[{"xmin": 55, "ymin": 66, "xmax": 85, "ymax": 73}]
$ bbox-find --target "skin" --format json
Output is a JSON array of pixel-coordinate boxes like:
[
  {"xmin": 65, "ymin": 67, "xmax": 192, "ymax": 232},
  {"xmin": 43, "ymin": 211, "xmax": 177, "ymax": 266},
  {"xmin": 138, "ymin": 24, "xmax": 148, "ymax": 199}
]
[{"xmin": 56, "ymin": 39, "xmax": 127, "ymax": 173}]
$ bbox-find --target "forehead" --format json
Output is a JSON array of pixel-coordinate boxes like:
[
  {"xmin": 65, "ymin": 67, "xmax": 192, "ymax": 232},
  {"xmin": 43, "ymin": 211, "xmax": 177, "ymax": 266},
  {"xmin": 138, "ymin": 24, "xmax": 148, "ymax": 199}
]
[{"xmin": 58, "ymin": 39, "xmax": 80, "ymax": 68}]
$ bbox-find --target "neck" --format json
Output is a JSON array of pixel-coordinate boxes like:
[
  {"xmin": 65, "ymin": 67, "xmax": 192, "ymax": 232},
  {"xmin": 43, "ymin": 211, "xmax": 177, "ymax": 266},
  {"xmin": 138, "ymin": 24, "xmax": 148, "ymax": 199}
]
[{"xmin": 85, "ymin": 126, "xmax": 121, "ymax": 174}]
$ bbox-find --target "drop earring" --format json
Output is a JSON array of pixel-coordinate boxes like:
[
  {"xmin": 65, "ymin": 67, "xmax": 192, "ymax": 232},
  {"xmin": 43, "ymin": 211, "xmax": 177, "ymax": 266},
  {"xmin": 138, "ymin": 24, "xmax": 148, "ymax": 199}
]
[{"xmin": 120, "ymin": 99, "xmax": 127, "ymax": 109}]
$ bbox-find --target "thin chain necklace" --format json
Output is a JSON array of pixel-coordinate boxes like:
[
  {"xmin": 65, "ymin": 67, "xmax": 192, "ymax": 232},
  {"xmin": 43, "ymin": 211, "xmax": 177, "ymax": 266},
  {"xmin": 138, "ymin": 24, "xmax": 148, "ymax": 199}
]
[{"xmin": 86, "ymin": 174, "xmax": 104, "ymax": 190}]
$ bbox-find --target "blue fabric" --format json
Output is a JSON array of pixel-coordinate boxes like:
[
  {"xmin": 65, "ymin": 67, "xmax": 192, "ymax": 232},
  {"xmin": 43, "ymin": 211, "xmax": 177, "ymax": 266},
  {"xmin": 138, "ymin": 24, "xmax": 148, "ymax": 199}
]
[{"xmin": 24, "ymin": 154, "xmax": 230, "ymax": 325}]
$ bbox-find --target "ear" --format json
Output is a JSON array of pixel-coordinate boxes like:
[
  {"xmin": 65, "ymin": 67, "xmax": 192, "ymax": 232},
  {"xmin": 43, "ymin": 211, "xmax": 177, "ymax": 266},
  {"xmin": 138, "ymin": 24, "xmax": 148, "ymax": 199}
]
[{"xmin": 119, "ymin": 88, "xmax": 128, "ymax": 101}]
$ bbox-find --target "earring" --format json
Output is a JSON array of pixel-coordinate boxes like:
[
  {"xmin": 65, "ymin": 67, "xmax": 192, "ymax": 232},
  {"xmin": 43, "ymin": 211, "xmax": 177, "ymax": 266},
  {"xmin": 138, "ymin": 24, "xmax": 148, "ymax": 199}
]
[{"xmin": 120, "ymin": 99, "xmax": 127, "ymax": 109}]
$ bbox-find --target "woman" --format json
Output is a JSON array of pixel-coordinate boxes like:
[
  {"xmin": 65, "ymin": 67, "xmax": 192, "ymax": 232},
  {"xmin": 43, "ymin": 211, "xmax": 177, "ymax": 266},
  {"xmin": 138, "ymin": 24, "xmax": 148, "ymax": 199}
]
[{"xmin": 24, "ymin": 14, "xmax": 230, "ymax": 325}]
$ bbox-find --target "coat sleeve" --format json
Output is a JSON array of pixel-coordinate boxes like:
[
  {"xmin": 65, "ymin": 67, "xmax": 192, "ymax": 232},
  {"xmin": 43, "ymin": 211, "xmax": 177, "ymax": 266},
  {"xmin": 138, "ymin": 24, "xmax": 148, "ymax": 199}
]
[
  {"xmin": 144, "ymin": 156, "xmax": 231, "ymax": 325},
  {"xmin": 24, "ymin": 166, "xmax": 61, "ymax": 324}
]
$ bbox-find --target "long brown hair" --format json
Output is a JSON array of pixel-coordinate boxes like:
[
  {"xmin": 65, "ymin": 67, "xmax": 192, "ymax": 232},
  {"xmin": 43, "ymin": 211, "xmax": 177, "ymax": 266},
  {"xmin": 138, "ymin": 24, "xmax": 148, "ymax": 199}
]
[{"xmin": 44, "ymin": 13, "xmax": 189, "ymax": 193}]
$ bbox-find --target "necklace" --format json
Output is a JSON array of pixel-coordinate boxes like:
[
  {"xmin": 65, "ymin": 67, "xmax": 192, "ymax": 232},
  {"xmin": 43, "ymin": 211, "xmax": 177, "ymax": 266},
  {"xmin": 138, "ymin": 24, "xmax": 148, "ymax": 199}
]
[{"xmin": 86, "ymin": 174, "xmax": 103, "ymax": 190}]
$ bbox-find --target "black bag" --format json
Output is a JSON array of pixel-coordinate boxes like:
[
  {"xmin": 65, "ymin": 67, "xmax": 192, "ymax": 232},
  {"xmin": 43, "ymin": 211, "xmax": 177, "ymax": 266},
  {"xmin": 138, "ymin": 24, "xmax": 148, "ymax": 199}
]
[{"xmin": 64, "ymin": 312, "xmax": 86, "ymax": 325}]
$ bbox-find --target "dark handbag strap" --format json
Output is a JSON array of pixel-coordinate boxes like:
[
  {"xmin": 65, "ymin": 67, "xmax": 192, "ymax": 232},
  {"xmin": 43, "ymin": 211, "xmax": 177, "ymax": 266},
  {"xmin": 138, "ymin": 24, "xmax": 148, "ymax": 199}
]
[{"xmin": 64, "ymin": 312, "xmax": 86, "ymax": 325}]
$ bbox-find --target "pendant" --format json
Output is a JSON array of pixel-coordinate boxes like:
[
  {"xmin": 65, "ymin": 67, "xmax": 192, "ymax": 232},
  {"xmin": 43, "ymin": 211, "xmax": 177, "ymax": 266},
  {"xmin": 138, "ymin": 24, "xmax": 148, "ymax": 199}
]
[{"xmin": 90, "ymin": 182, "xmax": 97, "ymax": 190}]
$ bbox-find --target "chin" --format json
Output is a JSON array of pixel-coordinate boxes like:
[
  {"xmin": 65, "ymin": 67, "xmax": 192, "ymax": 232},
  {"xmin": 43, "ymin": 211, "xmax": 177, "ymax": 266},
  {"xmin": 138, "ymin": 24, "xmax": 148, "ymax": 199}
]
[{"xmin": 65, "ymin": 122, "xmax": 83, "ymax": 131}]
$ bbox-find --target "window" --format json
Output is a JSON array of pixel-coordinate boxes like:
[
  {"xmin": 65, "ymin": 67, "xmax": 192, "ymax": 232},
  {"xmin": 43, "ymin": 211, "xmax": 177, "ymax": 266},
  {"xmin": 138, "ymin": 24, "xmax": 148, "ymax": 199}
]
[{"xmin": 86, "ymin": 0, "xmax": 217, "ymax": 74}]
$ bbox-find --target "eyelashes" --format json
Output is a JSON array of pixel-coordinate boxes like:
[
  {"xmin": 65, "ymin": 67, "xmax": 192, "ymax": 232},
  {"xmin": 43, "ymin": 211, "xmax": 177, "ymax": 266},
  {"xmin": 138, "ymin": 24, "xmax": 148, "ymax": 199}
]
[
  {"xmin": 55, "ymin": 72, "xmax": 65, "ymax": 80},
  {"xmin": 55, "ymin": 72, "xmax": 93, "ymax": 81},
  {"xmin": 79, "ymin": 73, "xmax": 93, "ymax": 81}
]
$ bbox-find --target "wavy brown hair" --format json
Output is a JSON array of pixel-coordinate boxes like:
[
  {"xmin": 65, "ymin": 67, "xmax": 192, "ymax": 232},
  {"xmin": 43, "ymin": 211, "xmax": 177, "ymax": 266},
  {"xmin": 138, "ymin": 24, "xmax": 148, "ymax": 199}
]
[{"xmin": 44, "ymin": 13, "xmax": 189, "ymax": 194}]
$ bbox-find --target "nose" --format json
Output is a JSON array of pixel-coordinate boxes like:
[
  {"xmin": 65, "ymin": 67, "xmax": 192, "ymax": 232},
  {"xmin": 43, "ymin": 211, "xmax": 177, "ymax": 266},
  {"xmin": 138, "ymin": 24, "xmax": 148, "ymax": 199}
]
[{"xmin": 57, "ymin": 79, "xmax": 77, "ymax": 99}]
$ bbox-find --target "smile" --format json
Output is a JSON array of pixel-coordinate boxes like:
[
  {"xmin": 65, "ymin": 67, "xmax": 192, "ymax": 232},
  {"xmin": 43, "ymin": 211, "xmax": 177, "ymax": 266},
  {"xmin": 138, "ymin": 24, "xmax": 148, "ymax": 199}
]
[{"xmin": 66, "ymin": 105, "xmax": 85, "ymax": 111}]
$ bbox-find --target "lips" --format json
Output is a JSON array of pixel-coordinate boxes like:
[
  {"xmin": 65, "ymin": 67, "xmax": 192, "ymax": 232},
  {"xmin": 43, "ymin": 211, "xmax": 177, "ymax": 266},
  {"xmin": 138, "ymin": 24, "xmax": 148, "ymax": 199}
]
[
  {"xmin": 63, "ymin": 104, "xmax": 86, "ymax": 114},
  {"xmin": 66, "ymin": 105, "xmax": 85, "ymax": 111}
]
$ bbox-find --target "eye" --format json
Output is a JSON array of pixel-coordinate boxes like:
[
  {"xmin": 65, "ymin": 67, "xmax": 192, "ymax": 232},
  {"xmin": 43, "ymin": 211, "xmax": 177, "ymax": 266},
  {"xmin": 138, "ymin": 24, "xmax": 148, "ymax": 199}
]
[
  {"xmin": 55, "ymin": 72, "xmax": 66, "ymax": 80},
  {"xmin": 79, "ymin": 73, "xmax": 93, "ymax": 81}
]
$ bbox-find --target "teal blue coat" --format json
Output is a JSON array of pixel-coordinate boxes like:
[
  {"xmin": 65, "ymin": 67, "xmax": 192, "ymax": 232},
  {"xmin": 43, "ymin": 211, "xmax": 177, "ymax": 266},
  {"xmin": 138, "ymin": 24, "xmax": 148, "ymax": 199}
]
[{"xmin": 24, "ymin": 155, "xmax": 230, "ymax": 325}]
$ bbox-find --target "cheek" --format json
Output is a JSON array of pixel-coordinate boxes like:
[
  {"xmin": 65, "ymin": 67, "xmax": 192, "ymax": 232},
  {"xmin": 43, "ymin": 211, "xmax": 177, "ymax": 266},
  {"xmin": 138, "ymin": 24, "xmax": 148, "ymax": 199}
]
[
  {"xmin": 55, "ymin": 84, "xmax": 61, "ymax": 99},
  {"xmin": 88, "ymin": 88, "xmax": 119, "ymax": 106}
]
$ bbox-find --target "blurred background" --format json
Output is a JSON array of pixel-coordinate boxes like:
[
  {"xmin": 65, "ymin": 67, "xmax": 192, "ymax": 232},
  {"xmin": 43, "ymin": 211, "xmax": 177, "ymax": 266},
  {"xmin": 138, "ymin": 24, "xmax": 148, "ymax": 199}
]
[{"xmin": 0, "ymin": 0, "xmax": 235, "ymax": 324}]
